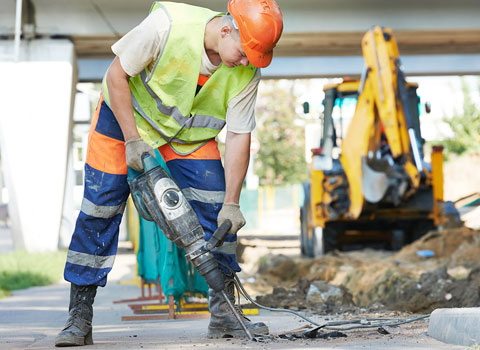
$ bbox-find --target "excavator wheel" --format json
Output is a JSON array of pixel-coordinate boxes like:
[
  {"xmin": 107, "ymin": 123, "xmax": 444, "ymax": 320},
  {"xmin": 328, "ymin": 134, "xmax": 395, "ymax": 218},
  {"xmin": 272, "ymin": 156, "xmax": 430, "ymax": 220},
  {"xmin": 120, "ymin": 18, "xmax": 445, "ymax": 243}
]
[
  {"xmin": 300, "ymin": 182, "xmax": 340, "ymax": 257},
  {"xmin": 312, "ymin": 227, "xmax": 323, "ymax": 257},
  {"xmin": 407, "ymin": 219, "xmax": 435, "ymax": 243},
  {"xmin": 310, "ymin": 226, "xmax": 338, "ymax": 256},
  {"xmin": 300, "ymin": 202, "xmax": 314, "ymax": 255},
  {"xmin": 300, "ymin": 182, "xmax": 314, "ymax": 257},
  {"xmin": 322, "ymin": 225, "xmax": 339, "ymax": 253},
  {"xmin": 299, "ymin": 206, "xmax": 308, "ymax": 256}
]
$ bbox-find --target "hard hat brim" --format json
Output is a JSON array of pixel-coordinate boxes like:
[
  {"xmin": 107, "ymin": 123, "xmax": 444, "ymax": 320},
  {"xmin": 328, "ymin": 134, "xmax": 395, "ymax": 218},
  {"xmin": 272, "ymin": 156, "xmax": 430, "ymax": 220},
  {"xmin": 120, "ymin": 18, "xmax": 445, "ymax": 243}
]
[{"xmin": 244, "ymin": 46, "xmax": 273, "ymax": 68}]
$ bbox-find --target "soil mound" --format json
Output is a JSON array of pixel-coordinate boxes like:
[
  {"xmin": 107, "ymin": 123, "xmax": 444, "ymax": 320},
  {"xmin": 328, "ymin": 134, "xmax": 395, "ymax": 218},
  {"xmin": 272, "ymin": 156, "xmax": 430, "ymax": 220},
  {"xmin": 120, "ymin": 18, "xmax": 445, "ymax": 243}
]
[{"xmin": 254, "ymin": 227, "xmax": 480, "ymax": 313}]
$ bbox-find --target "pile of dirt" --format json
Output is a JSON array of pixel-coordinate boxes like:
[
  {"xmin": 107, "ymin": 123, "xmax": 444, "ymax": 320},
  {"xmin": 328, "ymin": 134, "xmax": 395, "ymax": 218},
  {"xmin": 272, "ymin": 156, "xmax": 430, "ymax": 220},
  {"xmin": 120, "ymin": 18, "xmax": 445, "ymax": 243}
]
[
  {"xmin": 253, "ymin": 227, "xmax": 480, "ymax": 314},
  {"xmin": 389, "ymin": 266, "xmax": 480, "ymax": 313},
  {"xmin": 394, "ymin": 226, "xmax": 478, "ymax": 264}
]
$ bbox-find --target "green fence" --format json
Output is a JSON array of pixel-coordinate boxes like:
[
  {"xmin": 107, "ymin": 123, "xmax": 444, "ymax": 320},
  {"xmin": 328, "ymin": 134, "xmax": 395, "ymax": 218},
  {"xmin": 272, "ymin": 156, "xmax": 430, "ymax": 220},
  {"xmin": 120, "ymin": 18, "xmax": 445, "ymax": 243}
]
[{"xmin": 240, "ymin": 184, "xmax": 304, "ymax": 235}]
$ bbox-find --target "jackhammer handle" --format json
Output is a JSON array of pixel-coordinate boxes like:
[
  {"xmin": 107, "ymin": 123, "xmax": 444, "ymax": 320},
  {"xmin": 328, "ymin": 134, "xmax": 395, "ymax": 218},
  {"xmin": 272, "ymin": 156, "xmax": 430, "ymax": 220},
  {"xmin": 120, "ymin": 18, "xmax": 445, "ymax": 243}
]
[
  {"xmin": 214, "ymin": 219, "xmax": 232, "ymax": 245},
  {"xmin": 206, "ymin": 219, "xmax": 232, "ymax": 250},
  {"xmin": 127, "ymin": 153, "xmax": 156, "ymax": 180}
]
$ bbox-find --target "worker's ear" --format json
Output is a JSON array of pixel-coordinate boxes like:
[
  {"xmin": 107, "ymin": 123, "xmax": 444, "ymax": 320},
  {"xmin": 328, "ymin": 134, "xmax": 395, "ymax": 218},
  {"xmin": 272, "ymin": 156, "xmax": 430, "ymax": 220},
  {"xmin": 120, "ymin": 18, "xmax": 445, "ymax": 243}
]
[{"xmin": 220, "ymin": 25, "xmax": 233, "ymax": 38}]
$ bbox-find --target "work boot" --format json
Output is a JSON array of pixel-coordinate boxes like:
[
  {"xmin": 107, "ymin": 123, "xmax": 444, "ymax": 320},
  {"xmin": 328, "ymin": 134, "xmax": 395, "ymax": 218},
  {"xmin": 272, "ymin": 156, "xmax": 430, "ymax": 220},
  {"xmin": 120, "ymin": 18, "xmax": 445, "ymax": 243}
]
[
  {"xmin": 207, "ymin": 275, "xmax": 268, "ymax": 338},
  {"xmin": 55, "ymin": 283, "xmax": 97, "ymax": 347}
]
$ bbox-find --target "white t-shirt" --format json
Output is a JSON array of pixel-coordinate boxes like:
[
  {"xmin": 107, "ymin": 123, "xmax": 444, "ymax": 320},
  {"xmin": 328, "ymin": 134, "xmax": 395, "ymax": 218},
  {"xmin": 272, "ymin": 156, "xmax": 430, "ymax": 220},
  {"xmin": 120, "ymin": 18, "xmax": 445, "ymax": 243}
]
[{"xmin": 111, "ymin": 8, "xmax": 260, "ymax": 134}]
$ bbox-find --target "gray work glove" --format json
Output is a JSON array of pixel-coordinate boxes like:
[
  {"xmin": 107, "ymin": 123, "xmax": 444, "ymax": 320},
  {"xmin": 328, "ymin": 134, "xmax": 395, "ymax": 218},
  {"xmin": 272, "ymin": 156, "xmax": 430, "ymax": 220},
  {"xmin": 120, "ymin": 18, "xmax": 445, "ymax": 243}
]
[
  {"xmin": 217, "ymin": 203, "xmax": 246, "ymax": 234},
  {"xmin": 125, "ymin": 138, "xmax": 155, "ymax": 172}
]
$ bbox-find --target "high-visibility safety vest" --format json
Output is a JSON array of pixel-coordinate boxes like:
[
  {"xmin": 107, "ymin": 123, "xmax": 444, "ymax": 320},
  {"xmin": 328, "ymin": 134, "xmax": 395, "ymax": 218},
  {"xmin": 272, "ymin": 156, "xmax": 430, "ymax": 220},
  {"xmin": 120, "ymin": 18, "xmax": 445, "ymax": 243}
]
[{"xmin": 102, "ymin": 1, "xmax": 257, "ymax": 155}]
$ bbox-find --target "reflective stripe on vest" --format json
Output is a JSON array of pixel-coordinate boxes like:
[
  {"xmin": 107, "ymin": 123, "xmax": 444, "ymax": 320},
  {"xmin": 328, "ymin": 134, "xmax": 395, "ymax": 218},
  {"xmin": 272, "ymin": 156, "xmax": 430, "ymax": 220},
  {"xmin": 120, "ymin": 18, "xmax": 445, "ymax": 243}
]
[{"xmin": 137, "ymin": 70, "xmax": 226, "ymax": 132}]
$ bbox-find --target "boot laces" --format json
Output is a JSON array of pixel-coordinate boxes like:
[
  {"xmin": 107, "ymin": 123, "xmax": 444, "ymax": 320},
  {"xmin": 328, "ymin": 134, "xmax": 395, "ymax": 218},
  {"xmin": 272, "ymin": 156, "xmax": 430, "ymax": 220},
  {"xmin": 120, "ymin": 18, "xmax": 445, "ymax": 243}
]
[{"xmin": 69, "ymin": 286, "xmax": 94, "ymax": 322}]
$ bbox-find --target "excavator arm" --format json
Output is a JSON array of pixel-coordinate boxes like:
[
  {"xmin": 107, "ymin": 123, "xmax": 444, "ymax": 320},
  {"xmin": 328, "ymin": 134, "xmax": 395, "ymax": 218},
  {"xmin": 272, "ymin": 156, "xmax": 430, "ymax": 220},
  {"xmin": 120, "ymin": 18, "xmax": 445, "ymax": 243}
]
[{"xmin": 340, "ymin": 26, "xmax": 421, "ymax": 219}]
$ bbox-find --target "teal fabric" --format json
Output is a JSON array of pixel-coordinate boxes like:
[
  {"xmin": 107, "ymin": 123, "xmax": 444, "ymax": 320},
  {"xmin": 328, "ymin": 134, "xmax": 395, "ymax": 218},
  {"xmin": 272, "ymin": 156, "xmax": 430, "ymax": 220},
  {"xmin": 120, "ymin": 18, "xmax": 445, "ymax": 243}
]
[{"xmin": 136, "ymin": 149, "xmax": 209, "ymax": 299}]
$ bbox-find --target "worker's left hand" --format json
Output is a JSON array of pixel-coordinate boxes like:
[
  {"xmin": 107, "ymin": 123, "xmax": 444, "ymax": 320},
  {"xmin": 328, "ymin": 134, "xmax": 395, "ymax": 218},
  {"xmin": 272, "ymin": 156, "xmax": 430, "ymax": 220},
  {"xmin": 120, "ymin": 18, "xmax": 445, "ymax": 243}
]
[
  {"xmin": 125, "ymin": 138, "xmax": 155, "ymax": 171},
  {"xmin": 217, "ymin": 203, "xmax": 246, "ymax": 234}
]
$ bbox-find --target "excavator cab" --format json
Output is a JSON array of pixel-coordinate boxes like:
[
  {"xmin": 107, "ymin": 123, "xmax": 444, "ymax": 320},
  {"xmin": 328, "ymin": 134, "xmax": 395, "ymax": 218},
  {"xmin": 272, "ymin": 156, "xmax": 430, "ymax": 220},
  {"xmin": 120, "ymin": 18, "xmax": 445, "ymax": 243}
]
[{"xmin": 320, "ymin": 81, "xmax": 424, "ymax": 167}]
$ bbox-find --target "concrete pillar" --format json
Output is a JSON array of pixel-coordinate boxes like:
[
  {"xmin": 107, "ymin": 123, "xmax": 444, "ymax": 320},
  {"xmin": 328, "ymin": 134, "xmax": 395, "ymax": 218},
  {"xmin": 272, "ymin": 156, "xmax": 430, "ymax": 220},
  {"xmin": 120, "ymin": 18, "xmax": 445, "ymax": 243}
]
[
  {"xmin": 0, "ymin": 39, "xmax": 75, "ymax": 251},
  {"xmin": 0, "ymin": 153, "xmax": 3, "ymax": 204},
  {"xmin": 59, "ymin": 141, "xmax": 75, "ymax": 249}
]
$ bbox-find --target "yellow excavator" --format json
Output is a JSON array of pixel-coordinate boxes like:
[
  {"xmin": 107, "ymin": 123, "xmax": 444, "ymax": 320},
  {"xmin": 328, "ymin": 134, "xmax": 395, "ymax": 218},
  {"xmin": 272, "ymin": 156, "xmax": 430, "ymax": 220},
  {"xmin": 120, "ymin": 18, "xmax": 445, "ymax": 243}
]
[{"xmin": 300, "ymin": 26, "xmax": 447, "ymax": 257}]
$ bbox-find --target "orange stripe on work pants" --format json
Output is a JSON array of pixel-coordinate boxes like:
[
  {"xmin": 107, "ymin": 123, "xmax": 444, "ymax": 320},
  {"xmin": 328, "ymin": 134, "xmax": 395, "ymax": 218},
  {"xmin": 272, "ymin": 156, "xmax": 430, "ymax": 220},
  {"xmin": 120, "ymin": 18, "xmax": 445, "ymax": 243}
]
[
  {"xmin": 158, "ymin": 140, "xmax": 221, "ymax": 162},
  {"xmin": 85, "ymin": 93, "xmax": 128, "ymax": 175}
]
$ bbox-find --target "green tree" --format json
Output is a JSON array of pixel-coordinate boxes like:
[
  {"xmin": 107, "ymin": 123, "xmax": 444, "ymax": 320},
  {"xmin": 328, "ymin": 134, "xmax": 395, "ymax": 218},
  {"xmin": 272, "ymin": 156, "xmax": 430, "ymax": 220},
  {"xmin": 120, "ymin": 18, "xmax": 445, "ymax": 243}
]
[
  {"xmin": 442, "ymin": 78, "xmax": 480, "ymax": 157},
  {"xmin": 254, "ymin": 80, "xmax": 308, "ymax": 185}
]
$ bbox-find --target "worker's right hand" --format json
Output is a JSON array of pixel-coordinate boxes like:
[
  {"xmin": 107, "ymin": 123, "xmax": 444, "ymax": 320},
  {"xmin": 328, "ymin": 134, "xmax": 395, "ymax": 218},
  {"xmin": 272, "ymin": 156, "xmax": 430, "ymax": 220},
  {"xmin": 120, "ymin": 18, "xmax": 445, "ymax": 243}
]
[
  {"xmin": 124, "ymin": 138, "xmax": 155, "ymax": 171},
  {"xmin": 217, "ymin": 203, "xmax": 246, "ymax": 234}
]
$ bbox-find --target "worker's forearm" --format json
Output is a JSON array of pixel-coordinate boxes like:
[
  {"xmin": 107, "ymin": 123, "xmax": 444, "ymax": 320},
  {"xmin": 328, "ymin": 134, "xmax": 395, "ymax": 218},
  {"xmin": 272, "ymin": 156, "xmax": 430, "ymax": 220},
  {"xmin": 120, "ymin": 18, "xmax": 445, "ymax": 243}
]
[
  {"xmin": 106, "ymin": 58, "xmax": 139, "ymax": 141},
  {"xmin": 223, "ymin": 132, "xmax": 251, "ymax": 204}
]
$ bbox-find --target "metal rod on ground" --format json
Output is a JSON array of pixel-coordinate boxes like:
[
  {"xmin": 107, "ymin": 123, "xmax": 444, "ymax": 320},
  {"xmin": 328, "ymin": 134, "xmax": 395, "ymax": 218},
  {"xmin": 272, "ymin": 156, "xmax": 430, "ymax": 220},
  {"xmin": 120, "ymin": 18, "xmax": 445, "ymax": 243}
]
[
  {"xmin": 323, "ymin": 314, "xmax": 431, "ymax": 331},
  {"xmin": 221, "ymin": 290, "xmax": 254, "ymax": 341}
]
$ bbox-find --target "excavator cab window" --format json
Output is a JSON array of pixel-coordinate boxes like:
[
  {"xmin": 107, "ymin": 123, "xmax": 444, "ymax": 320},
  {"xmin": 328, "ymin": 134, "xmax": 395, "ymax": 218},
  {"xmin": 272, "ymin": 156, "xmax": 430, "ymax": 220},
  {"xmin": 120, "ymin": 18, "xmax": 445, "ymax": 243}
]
[
  {"xmin": 332, "ymin": 94, "xmax": 358, "ymax": 149},
  {"xmin": 321, "ymin": 87, "xmax": 358, "ymax": 160}
]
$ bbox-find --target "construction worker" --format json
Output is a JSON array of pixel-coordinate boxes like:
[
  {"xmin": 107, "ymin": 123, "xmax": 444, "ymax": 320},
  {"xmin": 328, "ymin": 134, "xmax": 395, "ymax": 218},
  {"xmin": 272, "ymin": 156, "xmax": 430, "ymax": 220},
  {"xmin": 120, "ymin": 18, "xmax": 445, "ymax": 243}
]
[{"xmin": 55, "ymin": 0, "xmax": 283, "ymax": 346}]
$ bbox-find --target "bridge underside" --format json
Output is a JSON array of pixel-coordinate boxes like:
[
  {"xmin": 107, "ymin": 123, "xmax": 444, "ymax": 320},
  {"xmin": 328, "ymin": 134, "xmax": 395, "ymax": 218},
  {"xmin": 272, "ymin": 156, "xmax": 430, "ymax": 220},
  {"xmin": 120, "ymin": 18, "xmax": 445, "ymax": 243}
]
[
  {"xmin": 2, "ymin": 0, "xmax": 480, "ymax": 78},
  {"xmin": 73, "ymin": 29, "xmax": 480, "ymax": 59},
  {"xmin": 73, "ymin": 29, "xmax": 480, "ymax": 80}
]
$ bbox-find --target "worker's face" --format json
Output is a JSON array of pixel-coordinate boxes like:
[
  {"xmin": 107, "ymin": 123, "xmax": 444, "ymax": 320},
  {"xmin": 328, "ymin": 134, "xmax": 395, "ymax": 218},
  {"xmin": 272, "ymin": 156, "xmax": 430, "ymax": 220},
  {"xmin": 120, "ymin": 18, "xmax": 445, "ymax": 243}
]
[{"xmin": 219, "ymin": 26, "xmax": 249, "ymax": 68}]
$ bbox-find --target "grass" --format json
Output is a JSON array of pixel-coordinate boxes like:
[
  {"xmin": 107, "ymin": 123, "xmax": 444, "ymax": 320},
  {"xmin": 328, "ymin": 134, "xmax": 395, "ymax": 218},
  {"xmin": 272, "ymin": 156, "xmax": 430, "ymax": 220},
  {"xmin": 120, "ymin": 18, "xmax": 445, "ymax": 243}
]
[{"xmin": 0, "ymin": 250, "xmax": 67, "ymax": 298}]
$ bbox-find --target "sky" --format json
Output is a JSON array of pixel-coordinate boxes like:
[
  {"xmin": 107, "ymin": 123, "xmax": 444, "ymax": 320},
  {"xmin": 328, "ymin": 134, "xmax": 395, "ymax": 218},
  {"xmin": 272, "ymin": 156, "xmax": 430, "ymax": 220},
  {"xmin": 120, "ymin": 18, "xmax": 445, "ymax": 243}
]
[{"xmin": 414, "ymin": 75, "xmax": 479, "ymax": 141}]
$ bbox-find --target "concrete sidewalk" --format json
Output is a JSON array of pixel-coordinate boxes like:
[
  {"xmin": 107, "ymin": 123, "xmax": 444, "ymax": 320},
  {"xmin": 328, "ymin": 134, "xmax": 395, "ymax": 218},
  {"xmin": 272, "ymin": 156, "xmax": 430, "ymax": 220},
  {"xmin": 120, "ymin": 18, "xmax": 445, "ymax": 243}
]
[{"xmin": 0, "ymin": 239, "xmax": 467, "ymax": 349}]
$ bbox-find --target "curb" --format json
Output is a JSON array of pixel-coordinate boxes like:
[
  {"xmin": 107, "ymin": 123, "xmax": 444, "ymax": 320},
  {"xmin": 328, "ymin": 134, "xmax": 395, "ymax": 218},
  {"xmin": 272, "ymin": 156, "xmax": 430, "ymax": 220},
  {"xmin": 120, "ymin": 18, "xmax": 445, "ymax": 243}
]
[{"xmin": 428, "ymin": 308, "xmax": 480, "ymax": 346}]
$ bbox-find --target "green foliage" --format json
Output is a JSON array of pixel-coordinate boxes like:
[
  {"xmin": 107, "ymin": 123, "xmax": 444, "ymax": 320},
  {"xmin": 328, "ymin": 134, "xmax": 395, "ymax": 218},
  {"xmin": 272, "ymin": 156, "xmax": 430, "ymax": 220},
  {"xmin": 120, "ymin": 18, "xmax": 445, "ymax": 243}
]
[
  {"xmin": 441, "ymin": 78, "xmax": 480, "ymax": 158},
  {"xmin": 0, "ymin": 250, "xmax": 67, "ymax": 298},
  {"xmin": 254, "ymin": 80, "xmax": 308, "ymax": 185}
]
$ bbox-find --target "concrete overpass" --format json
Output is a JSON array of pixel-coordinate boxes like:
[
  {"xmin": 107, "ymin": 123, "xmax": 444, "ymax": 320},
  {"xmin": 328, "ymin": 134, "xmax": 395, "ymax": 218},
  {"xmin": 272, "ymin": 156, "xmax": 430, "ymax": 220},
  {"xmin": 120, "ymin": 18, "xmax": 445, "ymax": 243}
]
[
  {"xmin": 0, "ymin": 0, "xmax": 479, "ymax": 252},
  {"xmin": 1, "ymin": 0, "xmax": 480, "ymax": 78}
]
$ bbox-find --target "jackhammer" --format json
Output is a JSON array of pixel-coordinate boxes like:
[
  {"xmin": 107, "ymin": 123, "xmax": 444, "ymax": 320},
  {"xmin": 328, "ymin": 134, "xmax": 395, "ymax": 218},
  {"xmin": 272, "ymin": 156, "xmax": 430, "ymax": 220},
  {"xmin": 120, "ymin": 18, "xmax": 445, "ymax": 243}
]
[{"xmin": 128, "ymin": 153, "xmax": 254, "ymax": 340}]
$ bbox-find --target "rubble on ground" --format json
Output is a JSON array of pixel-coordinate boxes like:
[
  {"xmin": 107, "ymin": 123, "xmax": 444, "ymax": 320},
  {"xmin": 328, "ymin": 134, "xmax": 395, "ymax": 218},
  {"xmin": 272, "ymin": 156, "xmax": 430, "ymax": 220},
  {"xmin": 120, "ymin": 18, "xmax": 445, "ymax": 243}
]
[{"xmin": 249, "ymin": 226, "xmax": 480, "ymax": 314}]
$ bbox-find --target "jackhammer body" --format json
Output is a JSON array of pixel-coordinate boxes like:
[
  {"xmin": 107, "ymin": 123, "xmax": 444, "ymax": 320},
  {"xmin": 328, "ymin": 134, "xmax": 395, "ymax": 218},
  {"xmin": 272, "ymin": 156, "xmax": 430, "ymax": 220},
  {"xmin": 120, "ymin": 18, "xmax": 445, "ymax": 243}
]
[{"xmin": 128, "ymin": 154, "xmax": 253, "ymax": 339}]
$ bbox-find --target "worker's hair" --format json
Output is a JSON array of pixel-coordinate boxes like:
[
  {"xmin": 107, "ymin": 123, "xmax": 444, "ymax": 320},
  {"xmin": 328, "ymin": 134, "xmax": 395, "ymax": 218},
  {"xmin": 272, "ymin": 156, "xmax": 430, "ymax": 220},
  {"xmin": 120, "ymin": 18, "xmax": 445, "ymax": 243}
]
[{"xmin": 222, "ymin": 14, "xmax": 240, "ymax": 39}]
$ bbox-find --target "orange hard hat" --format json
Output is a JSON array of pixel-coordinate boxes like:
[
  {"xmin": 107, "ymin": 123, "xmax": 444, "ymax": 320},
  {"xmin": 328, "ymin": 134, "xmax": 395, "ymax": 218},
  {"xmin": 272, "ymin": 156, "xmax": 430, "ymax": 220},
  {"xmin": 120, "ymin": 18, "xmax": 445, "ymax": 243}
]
[{"xmin": 228, "ymin": 0, "xmax": 283, "ymax": 68}]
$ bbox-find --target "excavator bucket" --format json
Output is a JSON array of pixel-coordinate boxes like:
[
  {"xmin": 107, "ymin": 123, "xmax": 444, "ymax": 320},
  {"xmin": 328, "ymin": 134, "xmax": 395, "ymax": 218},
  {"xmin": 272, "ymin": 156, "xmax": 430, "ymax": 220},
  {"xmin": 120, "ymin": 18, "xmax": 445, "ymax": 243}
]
[{"xmin": 361, "ymin": 157, "xmax": 389, "ymax": 203}]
